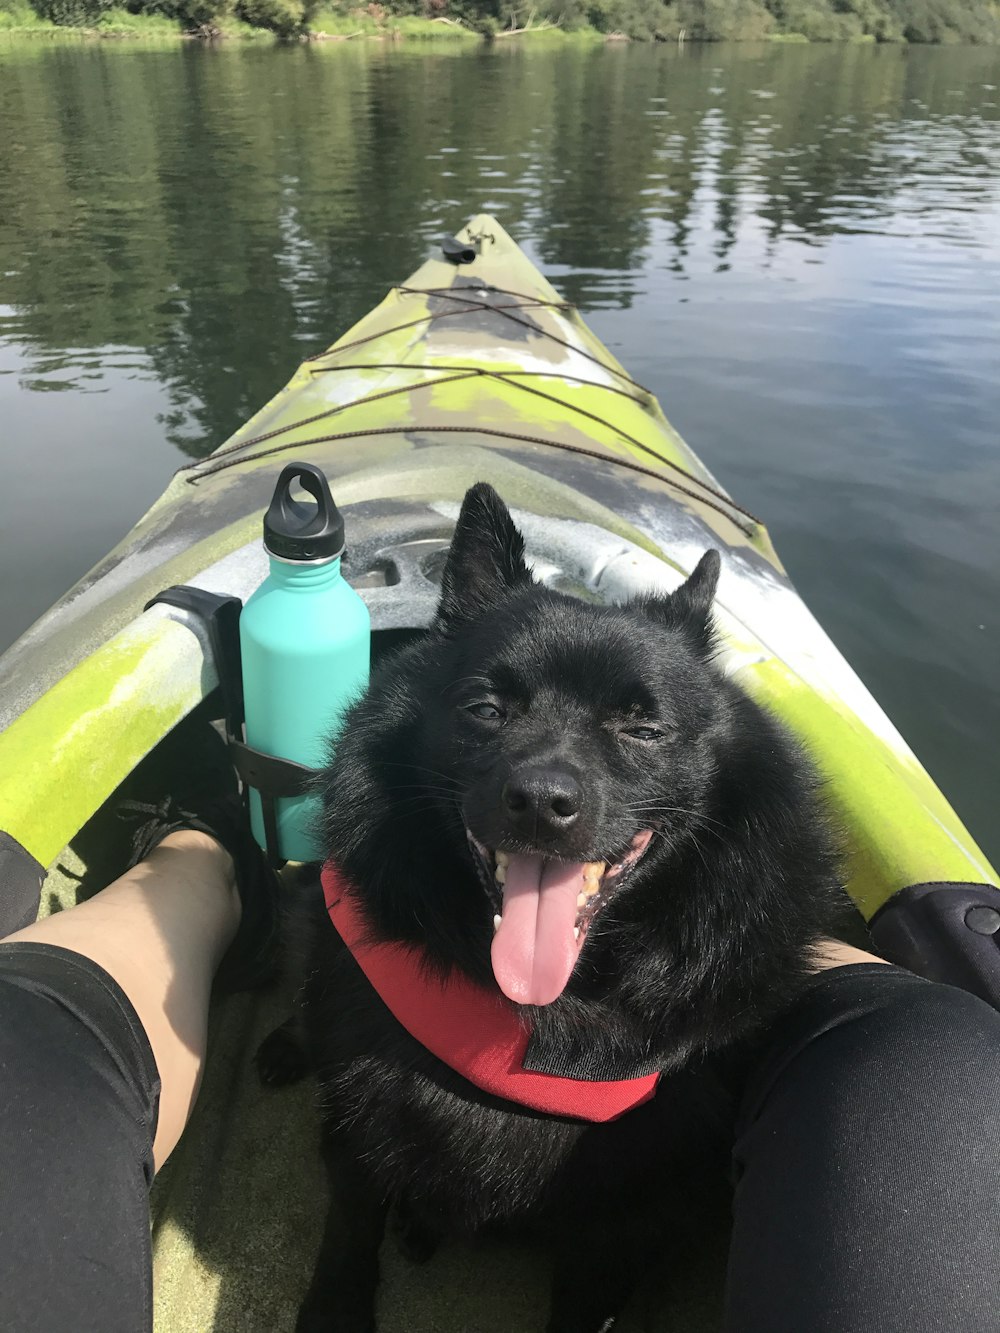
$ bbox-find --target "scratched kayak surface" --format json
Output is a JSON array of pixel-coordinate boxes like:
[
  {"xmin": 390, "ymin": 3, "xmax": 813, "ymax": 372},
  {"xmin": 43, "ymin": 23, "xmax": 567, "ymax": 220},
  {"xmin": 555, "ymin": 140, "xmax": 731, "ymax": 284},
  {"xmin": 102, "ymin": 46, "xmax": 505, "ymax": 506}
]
[{"xmin": 0, "ymin": 215, "xmax": 995, "ymax": 1332}]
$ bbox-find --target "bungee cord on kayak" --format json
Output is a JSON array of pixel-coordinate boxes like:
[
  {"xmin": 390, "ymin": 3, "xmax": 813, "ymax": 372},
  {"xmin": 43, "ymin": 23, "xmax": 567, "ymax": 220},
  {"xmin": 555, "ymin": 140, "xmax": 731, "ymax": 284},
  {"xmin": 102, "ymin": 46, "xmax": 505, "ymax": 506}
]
[
  {"xmin": 176, "ymin": 363, "xmax": 760, "ymax": 528},
  {"xmin": 182, "ymin": 421, "xmax": 760, "ymax": 535},
  {"xmin": 307, "ymin": 362, "xmax": 648, "ymax": 405},
  {"xmin": 178, "ymin": 363, "xmax": 646, "ymax": 468},
  {"xmin": 176, "ymin": 369, "xmax": 483, "ymax": 467},
  {"xmin": 319, "ymin": 283, "xmax": 653, "ymax": 396},
  {"xmin": 178, "ymin": 282, "xmax": 761, "ymax": 533}
]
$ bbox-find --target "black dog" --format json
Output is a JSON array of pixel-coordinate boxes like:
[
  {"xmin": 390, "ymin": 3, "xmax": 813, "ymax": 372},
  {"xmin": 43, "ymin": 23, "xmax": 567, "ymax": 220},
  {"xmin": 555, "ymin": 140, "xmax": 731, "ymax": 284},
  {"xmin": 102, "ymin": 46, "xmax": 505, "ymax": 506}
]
[{"xmin": 268, "ymin": 483, "xmax": 842, "ymax": 1332}]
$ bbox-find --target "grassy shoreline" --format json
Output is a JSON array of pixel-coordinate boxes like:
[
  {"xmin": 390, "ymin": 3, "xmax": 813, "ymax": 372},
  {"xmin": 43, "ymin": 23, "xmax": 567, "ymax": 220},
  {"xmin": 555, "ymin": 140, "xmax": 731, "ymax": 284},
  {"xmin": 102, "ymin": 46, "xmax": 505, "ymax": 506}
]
[
  {"xmin": 0, "ymin": 9, "xmax": 483, "ymax": 37},
  {"xmin": 1, "ymin": 0, "xmax": 995, "ymax": 44},
  {"xmin": 0, "ymin": 19, "xmax": 907, "ymax": 42}
]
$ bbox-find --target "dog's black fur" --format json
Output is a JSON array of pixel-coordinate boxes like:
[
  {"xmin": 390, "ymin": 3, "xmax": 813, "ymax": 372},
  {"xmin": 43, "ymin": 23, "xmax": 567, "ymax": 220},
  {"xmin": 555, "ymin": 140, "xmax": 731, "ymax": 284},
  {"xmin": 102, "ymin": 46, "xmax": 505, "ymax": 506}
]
[{"xmin": 271, "ymin": 483, "xmax": 843, "ymax": 1332}]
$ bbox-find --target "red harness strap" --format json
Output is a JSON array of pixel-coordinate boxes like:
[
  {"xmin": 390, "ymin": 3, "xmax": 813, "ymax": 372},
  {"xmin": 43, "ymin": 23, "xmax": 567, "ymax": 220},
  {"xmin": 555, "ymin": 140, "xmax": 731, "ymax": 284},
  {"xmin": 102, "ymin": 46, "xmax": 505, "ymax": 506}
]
[{"xmin": 322, "ymin": 863, "xmax": 659, "ymax": 1123}]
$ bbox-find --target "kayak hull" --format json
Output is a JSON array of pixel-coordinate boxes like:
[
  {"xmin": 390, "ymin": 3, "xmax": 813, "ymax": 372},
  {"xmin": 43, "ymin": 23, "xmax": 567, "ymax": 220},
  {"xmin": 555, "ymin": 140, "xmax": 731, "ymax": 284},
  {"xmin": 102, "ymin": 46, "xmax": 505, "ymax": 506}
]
[{"xmin": 0, "ymin": 212, "xmax": 995, "ymax": 922}]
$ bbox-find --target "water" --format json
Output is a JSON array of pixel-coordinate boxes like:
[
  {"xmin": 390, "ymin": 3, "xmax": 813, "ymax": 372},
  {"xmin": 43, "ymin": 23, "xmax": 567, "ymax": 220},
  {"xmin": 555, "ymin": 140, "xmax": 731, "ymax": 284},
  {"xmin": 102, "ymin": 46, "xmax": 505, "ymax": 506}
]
[{"xmin": 0, "ymin": 38, "xmax": 998, "ymax": 865}]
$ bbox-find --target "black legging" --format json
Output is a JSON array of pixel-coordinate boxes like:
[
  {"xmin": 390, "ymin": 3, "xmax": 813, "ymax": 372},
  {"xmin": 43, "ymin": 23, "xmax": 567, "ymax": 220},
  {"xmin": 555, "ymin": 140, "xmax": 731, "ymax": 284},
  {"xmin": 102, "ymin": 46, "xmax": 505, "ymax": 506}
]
[{"xmin": 1, "ymin": 944, "xmax": 998, "ymax": 1332}]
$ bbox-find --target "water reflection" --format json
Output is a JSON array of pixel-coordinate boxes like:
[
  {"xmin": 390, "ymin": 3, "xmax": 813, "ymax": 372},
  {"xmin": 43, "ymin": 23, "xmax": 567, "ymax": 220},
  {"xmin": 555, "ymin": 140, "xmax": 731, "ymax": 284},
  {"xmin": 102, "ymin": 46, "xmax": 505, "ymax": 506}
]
[{"xmin": 1, "ymin": 41, "xmax": 999, "ymax": 453}]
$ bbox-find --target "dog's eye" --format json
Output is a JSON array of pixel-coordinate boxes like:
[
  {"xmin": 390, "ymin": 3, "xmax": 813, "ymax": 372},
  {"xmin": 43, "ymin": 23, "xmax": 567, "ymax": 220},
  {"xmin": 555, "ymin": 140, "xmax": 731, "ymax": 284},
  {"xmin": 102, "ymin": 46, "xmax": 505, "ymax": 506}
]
[
  {"xmin": 622, "ymin": 725, "xmax": 669, "ymax": 742},
  {"xmin": 466, "ymin": 702, "xmax": 505, "ymax": 721}
]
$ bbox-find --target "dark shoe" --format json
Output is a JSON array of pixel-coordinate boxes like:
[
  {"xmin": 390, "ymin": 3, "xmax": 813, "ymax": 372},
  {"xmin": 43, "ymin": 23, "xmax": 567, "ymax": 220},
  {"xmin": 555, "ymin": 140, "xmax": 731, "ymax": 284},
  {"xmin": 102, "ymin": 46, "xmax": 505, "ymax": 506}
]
[{"xmin": 117, "ymin": 717, "xmax": 281, "ymax": 992}]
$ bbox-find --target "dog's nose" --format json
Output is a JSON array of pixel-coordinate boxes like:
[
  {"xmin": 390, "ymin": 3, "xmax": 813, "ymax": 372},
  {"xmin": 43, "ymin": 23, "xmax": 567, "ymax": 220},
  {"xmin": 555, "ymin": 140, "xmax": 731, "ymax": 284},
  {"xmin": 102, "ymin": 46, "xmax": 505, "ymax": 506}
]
[{"xmin": 502, "ymin": 766, "xmax": 582, "ymax": 831}]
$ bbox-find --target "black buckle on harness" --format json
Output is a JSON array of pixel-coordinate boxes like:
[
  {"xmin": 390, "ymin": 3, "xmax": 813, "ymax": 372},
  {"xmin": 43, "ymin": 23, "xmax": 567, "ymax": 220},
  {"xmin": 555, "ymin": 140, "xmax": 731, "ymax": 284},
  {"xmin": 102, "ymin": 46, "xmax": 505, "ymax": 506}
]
[{"xmin": 145, "ymin": 585, "xmax": 322, "ymax": 868}]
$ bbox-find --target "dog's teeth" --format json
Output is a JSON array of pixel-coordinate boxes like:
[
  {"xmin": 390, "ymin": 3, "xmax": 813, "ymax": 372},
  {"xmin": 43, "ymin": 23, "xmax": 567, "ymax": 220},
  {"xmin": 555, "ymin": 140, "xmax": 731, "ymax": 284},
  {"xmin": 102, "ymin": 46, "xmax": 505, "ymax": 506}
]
[
  {"xmin": 573, "ymin": 927, "xmax": 580, "ymax": 941},
  {"xmin": 493, "ymin": 914, "xmax": 502, "ymax": 933},
  {"xmin": 577, "ymin": 892, "xmax": 587, "ymax": 908},
  {"xmin": 495, "ymin": 850, "xmax": 510, "ymax": 869},
  {"xmin": 579, "ymin": 860, "xmax": 607, "ymax": 899},
  {"xmin": 494, "ymin": 864, "xmax": 506, "ymax": 885}
]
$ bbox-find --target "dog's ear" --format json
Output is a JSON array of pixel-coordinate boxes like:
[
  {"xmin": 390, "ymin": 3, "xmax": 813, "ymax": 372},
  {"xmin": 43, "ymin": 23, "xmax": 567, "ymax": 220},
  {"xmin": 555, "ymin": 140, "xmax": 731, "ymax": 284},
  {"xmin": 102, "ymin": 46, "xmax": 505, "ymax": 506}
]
[
  {"xmin": 435, "ymin": 483, "xmax": 533, "ymax": 632},
  {"xmin": 635, "ymin": 550, "xmax": 720, "ymax": 655}
]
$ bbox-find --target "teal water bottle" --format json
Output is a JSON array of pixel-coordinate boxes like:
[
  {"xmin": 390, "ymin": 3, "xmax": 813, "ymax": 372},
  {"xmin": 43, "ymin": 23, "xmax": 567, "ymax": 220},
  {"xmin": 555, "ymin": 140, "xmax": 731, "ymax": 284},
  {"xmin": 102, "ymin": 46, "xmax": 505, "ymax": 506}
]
[{"xmin": 239, "ymin": 463, "xmax": 370, "ymax": 862}]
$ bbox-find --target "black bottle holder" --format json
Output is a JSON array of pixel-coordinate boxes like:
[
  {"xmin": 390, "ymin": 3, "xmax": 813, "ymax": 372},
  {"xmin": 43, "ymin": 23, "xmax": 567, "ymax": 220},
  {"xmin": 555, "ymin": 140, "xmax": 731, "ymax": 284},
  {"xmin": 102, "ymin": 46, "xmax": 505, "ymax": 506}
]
[{"xmin": 146, "ymin": 585, "xmax": 322, "ymax": 868}]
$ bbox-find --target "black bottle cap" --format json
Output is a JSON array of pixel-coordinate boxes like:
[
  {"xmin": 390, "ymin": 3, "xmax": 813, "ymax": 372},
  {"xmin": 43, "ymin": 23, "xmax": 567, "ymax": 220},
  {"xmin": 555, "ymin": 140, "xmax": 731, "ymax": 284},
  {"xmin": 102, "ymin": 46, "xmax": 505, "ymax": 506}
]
[{"xmin": 263, "ymin": 463, "xmax": 345, "ymax": 561}]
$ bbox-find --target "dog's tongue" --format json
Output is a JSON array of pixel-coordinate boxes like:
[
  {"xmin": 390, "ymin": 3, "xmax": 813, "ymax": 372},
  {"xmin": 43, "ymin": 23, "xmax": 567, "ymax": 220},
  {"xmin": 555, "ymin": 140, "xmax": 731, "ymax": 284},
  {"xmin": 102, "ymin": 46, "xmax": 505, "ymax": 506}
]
[{"xmin": 491, "ymin": 855, "xmax": 587, "ymax": 1006}]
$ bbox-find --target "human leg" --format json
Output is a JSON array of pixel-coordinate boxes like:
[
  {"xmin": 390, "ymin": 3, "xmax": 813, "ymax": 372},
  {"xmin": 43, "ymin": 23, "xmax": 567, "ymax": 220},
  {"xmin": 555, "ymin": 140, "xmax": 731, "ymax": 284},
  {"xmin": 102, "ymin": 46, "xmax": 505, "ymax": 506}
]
[
  {"xmin": 725, "ymin": 963, "xmax": 1000, "ymax": 1332},
  {"xmin": 4, "ymin": 828, "xmax": 239, "ymax": 1168},
  {"xmin": 0, "ymin": 829, "xmax": 239, "ymax": 1332}
]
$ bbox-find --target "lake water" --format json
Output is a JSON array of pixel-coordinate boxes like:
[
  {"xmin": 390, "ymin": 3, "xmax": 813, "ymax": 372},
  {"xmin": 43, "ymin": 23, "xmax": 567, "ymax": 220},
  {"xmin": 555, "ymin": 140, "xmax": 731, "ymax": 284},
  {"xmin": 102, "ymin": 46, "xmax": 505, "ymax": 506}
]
[{"xmin": 0, "ymin": 38, "xmax": 998, "ymax": 865}]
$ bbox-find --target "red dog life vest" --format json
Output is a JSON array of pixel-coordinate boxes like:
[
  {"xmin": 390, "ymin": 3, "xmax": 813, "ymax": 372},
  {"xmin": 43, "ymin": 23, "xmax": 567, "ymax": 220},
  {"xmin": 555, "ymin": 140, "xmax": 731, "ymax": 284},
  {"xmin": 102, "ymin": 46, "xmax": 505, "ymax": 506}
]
[{"xmin": 322, "ymin": 863, "xmax": 659, "ymax": 1123}]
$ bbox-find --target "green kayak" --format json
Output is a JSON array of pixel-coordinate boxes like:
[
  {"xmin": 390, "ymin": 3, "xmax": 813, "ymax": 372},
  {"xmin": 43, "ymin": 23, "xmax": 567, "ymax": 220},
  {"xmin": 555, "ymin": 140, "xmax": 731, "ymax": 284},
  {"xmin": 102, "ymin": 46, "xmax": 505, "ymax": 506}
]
[{"xmin": 0, "ymin": 215, "xmax": 996, "ymax": 1330}]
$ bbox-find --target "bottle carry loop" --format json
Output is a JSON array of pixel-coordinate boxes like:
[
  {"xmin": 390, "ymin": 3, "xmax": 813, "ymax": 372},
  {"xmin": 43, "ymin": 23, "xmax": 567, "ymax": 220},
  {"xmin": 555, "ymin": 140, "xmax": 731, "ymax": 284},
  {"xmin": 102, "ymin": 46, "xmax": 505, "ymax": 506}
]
[{"xmin": 145, "ymin": 585, "xmax": 322, "ymax": 868}]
